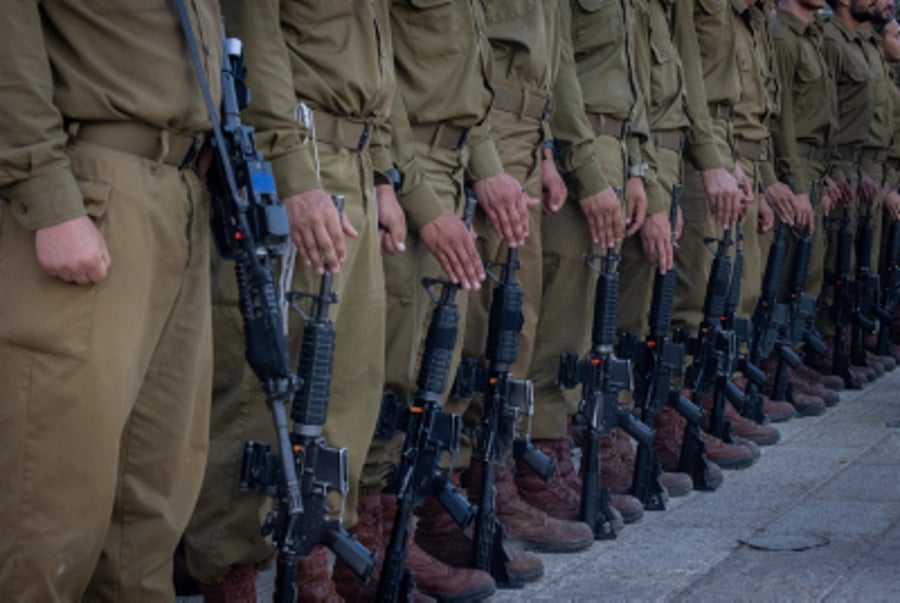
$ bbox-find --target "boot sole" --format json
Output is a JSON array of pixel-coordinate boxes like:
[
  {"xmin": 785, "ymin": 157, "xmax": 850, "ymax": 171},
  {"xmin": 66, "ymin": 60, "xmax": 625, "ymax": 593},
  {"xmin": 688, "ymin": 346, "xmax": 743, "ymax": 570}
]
[
  {"xmin": 734, "ymin": 432, "xmax": 781, "ymax": 446},
  {"xmin": 709, "ymin": 456, "xmax": 755, "ymax": 470},
  {"xmin": 512, "ymin": 535, "xmax": 594, "ymax": 554},
  {"xmin": 766, "ymin": 410, "xmax": 797, "ymax": 423},
  {"xmin": 424, "ymin": 583, "xmax": 497, "ymax": 603},
  {"xmin": 507, "ymin": 565, "xmax": 544, "ymax": 584},
  {"xmin": 792, "ymin": 403, "xmax": 827, "ymax": 417}
]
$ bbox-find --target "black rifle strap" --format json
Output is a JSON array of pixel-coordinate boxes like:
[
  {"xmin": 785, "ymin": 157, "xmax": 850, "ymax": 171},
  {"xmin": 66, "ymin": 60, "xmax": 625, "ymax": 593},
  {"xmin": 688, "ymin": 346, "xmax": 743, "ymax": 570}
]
[{"xmin": 172, "ymin": 0, "xmax": 241, "ymax": 203}]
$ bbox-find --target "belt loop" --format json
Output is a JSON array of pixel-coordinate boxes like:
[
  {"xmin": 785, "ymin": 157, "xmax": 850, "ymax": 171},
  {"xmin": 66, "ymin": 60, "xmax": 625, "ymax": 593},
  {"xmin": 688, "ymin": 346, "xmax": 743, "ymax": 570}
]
[
  {"xmin": 518, "ymin": 89, "xmax": 529, "ymax": 120},
  {"xmin": 157, "ymin": 130, "xmax": 170, "ymax": 164}
]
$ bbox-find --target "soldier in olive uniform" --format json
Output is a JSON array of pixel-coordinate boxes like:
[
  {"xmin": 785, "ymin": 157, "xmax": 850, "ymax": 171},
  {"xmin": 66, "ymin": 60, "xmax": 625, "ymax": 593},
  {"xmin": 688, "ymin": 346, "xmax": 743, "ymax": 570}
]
[
  {"xmin": 0, "ymin": 2, "xmax": 219, "ymax": 600},
  {"xmin": 184, "ymin": 1, "xmax": 396, "ymax": 597},
  {"xmin": 342, "ymin": 1, "xmax": 537, "ymax": 598},
  {"xmin": 437, "ymin": 0, "xmax": 612, "ymax": 554},
  {"xmin": 771, "ymin": 0, "xmax": 844, "ymax": 396}
]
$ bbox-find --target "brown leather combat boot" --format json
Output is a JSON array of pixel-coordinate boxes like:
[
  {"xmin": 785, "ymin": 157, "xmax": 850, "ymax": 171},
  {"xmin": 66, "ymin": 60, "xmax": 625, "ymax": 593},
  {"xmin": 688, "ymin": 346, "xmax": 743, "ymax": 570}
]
[
  {"xmin": 794, "ymin": 362, "xmax": 844, "ymax": 391},
  {"xmin": 296, "ymin": 547, "xmax": 343, "ymax": 603},
  {"xmin": 699, "ymin": 395, "xmax": 780, "ymax": 446},
  {"xmin": 414, "ymin": 492, "xmax": 544, "ymax": 584},
  {"xmin": 381, "ymin": 494, "xmax": 496, "ymax": 603},
  {"xmin": 762, "ymin": 395, "xmax": 798, "ymax": 423},
  {"xmin": 201, "ymin": 565, "xmax": 258, "ymax": 603},
  {"xmin": 464, "ymin": 461, "xmax": 594, "ymax": 553},
  {"xmin": 514, "ymin": 438, "xmax": 584, "ymax": 522},
  {"xmin": 652, "ymin": 407, "xmax": 727, "ymax": 485},
  {"xmin": 789, "ymin": 367, "xmax": 839, "ymax": 407}
]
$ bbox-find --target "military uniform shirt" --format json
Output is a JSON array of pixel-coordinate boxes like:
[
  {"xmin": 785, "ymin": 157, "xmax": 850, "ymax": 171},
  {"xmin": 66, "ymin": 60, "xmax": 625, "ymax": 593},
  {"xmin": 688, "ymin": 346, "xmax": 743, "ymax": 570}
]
[
  {"xmin": 732, "ymin": 0, "xmax": 780, "ymax": 187},
  {"xmin": 221, "ymin": 0, "xmax": 394, "ymax": 200},
  {"xmin": 824, "ymin": 15, "xmax": 874, "ymax": 162},
  {"xmin": 861, "ymin": 26, "xmax": 893, "ymax": 173},
  {"xmin": 470, "ymin": 0, "xmax": 609, "ymax": 198},
  {"xmin": 770, "ymin": 9, "xmax": 838, "ymax": 193},
  {"xmin": 0, "ymin": 1, "xmax": 221, "ymax": 230},
  {"xmin": 673, "ymin": 0, "xmax": 730, "ymax": 171},
  {"xmin": 385, "ymin": 0, "xmax": 493, "ymax": 229},
  {"xmin": 569, "ymin": 0, "xmax": 652, "ymax": 177}
]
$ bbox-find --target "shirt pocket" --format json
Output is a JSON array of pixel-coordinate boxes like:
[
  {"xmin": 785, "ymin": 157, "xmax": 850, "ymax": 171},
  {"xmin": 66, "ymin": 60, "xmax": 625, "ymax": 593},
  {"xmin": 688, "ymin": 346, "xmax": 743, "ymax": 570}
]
[
  {"xmin": 482, "ymin": 0, "xmax": 536, "ymax": 23},
  {"xmin": 572, "ymin": 0, "xmax": 623, "ymax": 58},
  {"xmin": 394, "ymin": 0, "xmax": 467, "ymax": 59},
  {"xmin": 649, "ymin": 23, "xmax": 681, "ymax": 107},
  {"xmin": 694, "ymin": 0, "xmax": 729, "ymax": 53}
]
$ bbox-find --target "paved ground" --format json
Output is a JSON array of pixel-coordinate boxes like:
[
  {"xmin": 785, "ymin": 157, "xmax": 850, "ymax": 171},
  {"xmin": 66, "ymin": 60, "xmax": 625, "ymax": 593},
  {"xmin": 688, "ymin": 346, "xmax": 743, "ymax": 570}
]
[
  {"xmin": 181, "ymin": 367, "xmax": 900, "ymax": 602},
  {"xmin": 490, "ymin": 367, "xmax": 900, "ymax": 602}
]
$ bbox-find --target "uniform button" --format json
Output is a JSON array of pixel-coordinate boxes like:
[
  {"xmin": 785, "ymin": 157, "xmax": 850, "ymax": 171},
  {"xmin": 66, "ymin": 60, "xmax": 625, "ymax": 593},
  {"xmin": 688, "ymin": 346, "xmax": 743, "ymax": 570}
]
[{"xmin": 149, "ymin": 164, "xmax": 160, "ymax": 176}]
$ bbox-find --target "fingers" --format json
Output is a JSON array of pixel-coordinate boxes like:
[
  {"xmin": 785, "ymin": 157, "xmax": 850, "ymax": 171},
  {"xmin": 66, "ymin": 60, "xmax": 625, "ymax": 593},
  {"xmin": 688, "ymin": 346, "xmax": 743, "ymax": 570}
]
[
  {"xmin": 626, "ymin": 196, "xmax": 646, "ymax": 237},
  {"xmin": 658, "ymin": 233, "xmax": 673, "ymax": 274}
]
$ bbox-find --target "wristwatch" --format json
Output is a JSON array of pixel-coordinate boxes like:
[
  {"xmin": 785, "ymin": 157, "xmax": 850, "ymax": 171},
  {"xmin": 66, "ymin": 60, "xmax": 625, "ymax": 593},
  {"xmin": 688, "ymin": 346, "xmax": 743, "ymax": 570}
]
[{"xmin": 628, "ymin": 162, "xmax": 649, "ymax": 179}]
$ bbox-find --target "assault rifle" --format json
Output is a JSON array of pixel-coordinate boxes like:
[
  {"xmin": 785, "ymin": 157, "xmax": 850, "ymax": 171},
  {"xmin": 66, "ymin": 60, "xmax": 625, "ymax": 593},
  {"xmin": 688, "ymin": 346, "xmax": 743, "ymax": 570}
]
[
  {"xmin": 374, "ymin": 199, "xmax": 478, "ymax": 602},
  {"xmin": 180, "ymin": 26, "xmax": 374, "ymax": 602},
  {"xmin": 771, "ymin": 181, "xmax": 827, "ymax": 402},
  {"xmin": 239, "ymin": 213, "xmax": 376, "ymax": 602},
  {"xmin": 850, "ymin": 205, "xmax": 881, "ymax": 367},
  {"xmin": 559, "ymin": 248, "xmax": 654, "ymax": 538},
  {"xmin": 620, "ymin": 185, "xmax": 707, "ymax": 507},
  {"xmin": 831, "ymin": 207, "xmax": 863, "ymax": 389},
  {"xmin": 722, "ymin": 222, "xmax": 768, "ymax": 422},
  {"xmin": 747, "ymin": 220, "xmax": 792, "ymax": 421},
  {"xmin": 452, "ymin": 246, "xmax": 553, "ymax": 587},
  {"xmin": 875, "ymin": 217, "xmax": 900, "ymax": 356},
  {"xmin": 680, "ymin": 229, "xmax": 747, "ymax": 443}
]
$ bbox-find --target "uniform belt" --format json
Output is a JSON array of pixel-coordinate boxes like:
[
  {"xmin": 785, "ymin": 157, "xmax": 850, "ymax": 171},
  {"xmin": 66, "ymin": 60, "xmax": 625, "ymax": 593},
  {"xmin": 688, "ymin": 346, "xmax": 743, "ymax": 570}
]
[
  {"xmin": 834, "ymin": 145, "xmax": 861, "ymax": 164},
  {"xmin": 69, "ymin": 121, "xmax": 204, "ymax": 169},
  {"xmin": 652, "ymin": 129, "xmax": 685, "ymax": 153},
  {"xmin": 795, "ymin": 142, "xmax": 831, "ymax": 163},
  {"xmin": 411, "ymin": 122, "xmax": 470, "ymax": 151},
  {"xmin": 313, "ymin": 111, "xmax": 372, "ymax": 151},
  {"xmin": 708, "ymin": 102, "xmax": 734, "ymax": 120},
  {"xmin": 734, "ymin": 138, "xmax": 766, "ymax": 162},
  {"xmin": 860, "ymin": 147, "xmax": 888, "ymax": 163},
  {"xmin": 492, "ymin": 82, "xmax": 552, "ymax": 122},
  {"xmin": 586, "ymin": 114, "xmax": 629, "ymax": 140}
]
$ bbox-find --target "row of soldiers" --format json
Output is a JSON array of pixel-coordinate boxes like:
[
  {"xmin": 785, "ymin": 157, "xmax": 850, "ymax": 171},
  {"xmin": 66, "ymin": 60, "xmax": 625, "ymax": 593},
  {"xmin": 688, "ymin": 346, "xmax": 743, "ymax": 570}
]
[
  {"xmin": 185, "ymin": 0, "xmax": 900, "ymax": 601},
  {"xmin": 3, "ymin": 0, "xmax": 900, "ymax": 601}
]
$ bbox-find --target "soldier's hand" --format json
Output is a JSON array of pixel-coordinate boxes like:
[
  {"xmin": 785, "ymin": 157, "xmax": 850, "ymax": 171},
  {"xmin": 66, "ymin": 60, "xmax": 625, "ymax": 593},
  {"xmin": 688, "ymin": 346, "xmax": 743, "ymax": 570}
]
[
  {"xmin": 675, "ymin": 205, "xmax": 684, "ymax": 242},
  {"xmin": 472, "ymin": 172, "xmax": 539, "ymax": 247},
  {"xmin": 734, "ymin": 162, "xmax": 754, "ymax": 208},
  {"xmin": 283, "ymin": 188, "xmax": 357, "ymax": 274},
  {"xmin": 885, "ymin": 190, "xmax": 900, "ymax": 222},
  {"xmin": 419, "ymin": 211, "xmax": 485, "ymax": 290},
  {"xmin": 701, "ymin": 167, "xmax": 743, "ymax": 227},
  {"xmin": 624, "ymin": 176, "xmax": 648, "ymax": 236},
  {"xmin": 541, "ymin": 146, "xmax": 567, "ymax": 214},
  {"xmin": 833, "ymin": 177, "xmax": 854, "ymax": 206},
  {"xmin": 640, "ymin": 211, "xmax": 673, "ymax": 274},
  {"xmin": 794, "ymin": 192, "xmax": 815, "ymax": 233},
  {"xmin": 860, "ymin": 173, "xmax": 879, "ymax": 206},
  {"xmin": 35, "ymin": 215, "xmax": 111, "ymax": 284},
  {"xmin": 821, "ymin": 189, "xmax": 837, "ymax": 216},
  {"xmin": 579, "ymin": 186, "xmax": 623, "ymax": 249},
  {"xmin": 376, "ymin": 184, "xmax": 407, "ymax": 255},
  {"xmin": 763, "ymin": 182, "xmax": 796, "ymax": 226},
  {"xmin": 758, "ymin": 194, "xmax": 775, "ymax": 233}
]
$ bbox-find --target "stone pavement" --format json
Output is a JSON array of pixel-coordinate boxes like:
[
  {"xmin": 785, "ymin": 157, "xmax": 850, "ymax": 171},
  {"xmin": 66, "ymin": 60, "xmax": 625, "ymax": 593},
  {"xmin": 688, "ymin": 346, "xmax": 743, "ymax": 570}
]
[
  {"xmin": 491, "ymin": 367, "xmax": 900, "ymax": 602},
  {"xmin": 179, "ymin": 367, "xmax": 900, "ymax": 602}
]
